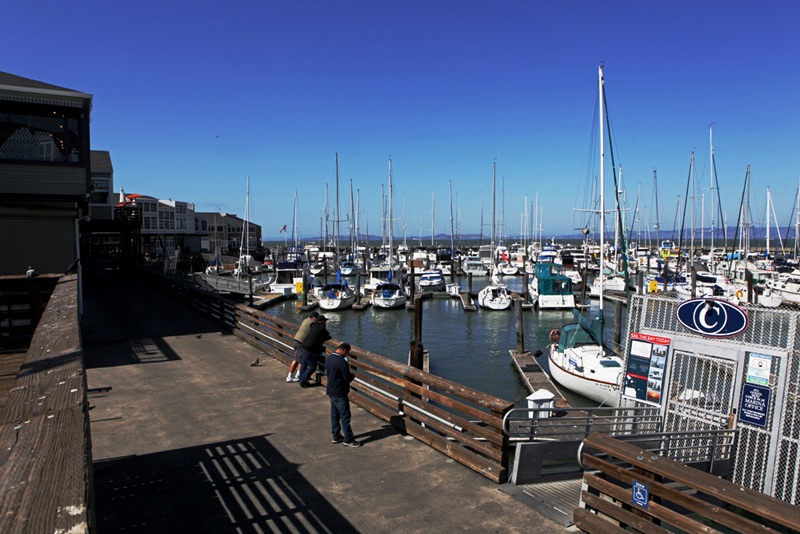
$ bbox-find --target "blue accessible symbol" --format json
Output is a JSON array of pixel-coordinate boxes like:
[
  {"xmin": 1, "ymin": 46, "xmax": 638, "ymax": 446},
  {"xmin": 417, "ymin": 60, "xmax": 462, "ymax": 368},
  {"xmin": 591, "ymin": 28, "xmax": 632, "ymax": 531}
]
[{"xmin": 632, "ymin": 480, "xmax": 649, "ymax": 508}]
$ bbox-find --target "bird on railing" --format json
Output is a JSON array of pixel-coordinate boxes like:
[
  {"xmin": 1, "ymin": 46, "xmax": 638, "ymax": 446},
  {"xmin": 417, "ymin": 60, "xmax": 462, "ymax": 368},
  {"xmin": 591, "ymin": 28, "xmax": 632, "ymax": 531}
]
[{"xmin": 26, "ymin": 266, "xmax": 36, "ymax": 277}]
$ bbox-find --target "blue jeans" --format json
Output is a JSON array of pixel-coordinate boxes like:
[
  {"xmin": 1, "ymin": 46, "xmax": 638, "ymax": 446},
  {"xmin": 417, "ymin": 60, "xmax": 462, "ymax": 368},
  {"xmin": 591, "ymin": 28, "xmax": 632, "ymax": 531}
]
[
  {"xmin": 298, "ymin": 348, "xmax": 318, "ymax": 384},
  {"xmin": 329, "ymin": 395, "xmax": 354, "ymax": 442}
]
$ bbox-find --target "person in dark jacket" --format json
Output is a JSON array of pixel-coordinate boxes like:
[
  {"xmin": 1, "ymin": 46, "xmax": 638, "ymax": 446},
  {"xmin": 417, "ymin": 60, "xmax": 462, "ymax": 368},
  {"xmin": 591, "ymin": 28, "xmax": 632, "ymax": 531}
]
[
  {"xmin": 326, "ymin": 342, "xmax": 361, "ymax": 447},
  {"xmin": 297, "ymin": 315, "xmax": 331, "ymax": 387}
]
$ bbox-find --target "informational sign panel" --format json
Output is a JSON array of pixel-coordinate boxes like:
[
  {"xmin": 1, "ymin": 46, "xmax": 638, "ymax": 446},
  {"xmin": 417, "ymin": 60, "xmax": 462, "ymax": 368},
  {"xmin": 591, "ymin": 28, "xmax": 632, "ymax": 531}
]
[
  {"xmin": 624, "ymin": 332, "xmax": 670, "ymax": 405},
  {"xmin": 746, "ymin": 353, "xmax": 772, "ymax": 387},
  {"xmin": 739, "ymin": 383, "xmax": 771, "ymax": 428}
]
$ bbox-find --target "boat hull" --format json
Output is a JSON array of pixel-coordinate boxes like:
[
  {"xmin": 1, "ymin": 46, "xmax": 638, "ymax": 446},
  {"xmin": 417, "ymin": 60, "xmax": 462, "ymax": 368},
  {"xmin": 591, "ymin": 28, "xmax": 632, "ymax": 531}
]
[{"xmin": 548, "ymin": 346, "xmax": 621, "ymax": 407}]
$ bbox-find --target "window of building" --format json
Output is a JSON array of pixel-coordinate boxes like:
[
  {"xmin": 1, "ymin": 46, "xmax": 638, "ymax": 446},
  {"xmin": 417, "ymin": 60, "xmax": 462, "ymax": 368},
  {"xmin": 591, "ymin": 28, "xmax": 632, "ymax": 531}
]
[{"xmin": 0, "ymin": 102, "xmax": 83, "ymax": 163}]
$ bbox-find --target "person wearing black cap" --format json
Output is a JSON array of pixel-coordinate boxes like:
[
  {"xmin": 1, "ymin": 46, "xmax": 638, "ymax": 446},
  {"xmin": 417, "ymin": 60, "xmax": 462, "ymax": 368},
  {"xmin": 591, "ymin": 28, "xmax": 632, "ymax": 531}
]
[
  {"xmin": 297, "ymin": 314, "xmax": 331, "ymax": 387},
  {"xmin": 326, "ymin": 342, "xmax": 361, "ymax": 447}
]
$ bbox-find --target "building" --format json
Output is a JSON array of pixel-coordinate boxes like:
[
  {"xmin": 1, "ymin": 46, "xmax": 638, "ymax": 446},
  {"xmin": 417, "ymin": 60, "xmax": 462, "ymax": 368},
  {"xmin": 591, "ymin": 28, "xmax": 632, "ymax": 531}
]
[
  {"xmin": 0, "ymin": 71, "xmax": 92, "ymax": 276},
  {"xmin": 196, "ymin": 212, "xmax": 262, "ymax": 257},
  {"xmin": 119, "ymin": 193, "xmax": 207, "ymax": 259}
]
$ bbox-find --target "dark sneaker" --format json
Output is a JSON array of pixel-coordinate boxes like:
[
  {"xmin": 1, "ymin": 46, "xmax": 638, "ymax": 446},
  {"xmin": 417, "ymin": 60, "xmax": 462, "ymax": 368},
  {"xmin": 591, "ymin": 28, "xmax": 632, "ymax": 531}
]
[
  {"xmin": 299, "ymin": 382, "xmax": 310, "ymax": 388},
  {"xmin": 332, "ymin": 436, "xmax": 343, "ymax": 444},
  {"xmin": 343, "ymin": 440, "xmax": 362, "ymax": 448}
]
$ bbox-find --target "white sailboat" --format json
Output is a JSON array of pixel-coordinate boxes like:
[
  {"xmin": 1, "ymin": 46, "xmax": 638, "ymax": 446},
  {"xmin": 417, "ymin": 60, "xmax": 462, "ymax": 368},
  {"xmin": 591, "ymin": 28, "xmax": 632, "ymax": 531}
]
[
  {"xmin": 547, "ymin": 309, "xmax": 624, "ymax": 406},
  {"xmin": 477, "ymin": 162, "xmax": 512, "ymax": 310},
  {"xmin": 548, "ymin": 66, "xmax": 623, "ymax": 405},
  {"xmin": 372, "ymin": 158, "xmax": 407, "ymax": 310},
  {"xmin": 317, "ymin": 280, "xmax": 357, "ymax": 311},
  {"xmin": 477, "ymin": 270, "xmax": 513, "ymax": 310}
]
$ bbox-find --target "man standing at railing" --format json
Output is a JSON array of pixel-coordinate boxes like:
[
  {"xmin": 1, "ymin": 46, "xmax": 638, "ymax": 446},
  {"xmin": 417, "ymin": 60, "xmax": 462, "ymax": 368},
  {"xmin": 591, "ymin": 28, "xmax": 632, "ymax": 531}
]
[
  {"xmin": 297, "ymin": 315, "xmax": 331, "ymax": 388},
  {"xmin": 287, "ymin": 311, "xmax": 319, "ymax": 382},
  {"xmin": 326, "ymin": 342, "xmax": 361, "ymax": 448}
]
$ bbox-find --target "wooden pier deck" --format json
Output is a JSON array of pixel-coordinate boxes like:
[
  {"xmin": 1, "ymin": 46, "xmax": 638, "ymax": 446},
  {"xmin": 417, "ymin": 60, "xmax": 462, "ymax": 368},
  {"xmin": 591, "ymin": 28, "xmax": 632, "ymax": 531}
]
[{"xmin": 508, "ymin": 349, "xmax": 571, "ymax": 409}]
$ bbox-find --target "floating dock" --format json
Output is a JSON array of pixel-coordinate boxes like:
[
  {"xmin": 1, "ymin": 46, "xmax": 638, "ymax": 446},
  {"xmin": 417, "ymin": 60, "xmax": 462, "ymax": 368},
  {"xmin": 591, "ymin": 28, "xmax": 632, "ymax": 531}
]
[{"xmin": 508, "ymin": 349, "xmax": 571, "ymax": 409}]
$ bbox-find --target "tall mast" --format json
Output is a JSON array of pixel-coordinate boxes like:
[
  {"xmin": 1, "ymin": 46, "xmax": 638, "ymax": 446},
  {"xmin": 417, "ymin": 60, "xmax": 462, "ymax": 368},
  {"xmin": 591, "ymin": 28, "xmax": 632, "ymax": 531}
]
[
  {"xmin": 431, "ymin": 191, "xmax": 435, "ymax": 247},
  {"xmin": 709, "ymin": 125, "xmax": 715, "ymax": 260},
  {"xmin": 690, "ymin": 151, "xmax": 695, "ymax": 264},
  {"xmin": 491, "ymin": 161, "xmax": 497, "ymax": 253},
  {"xmin": 335, "ymin": 153, "xmax": 340, "ymax": 268},
  {"xmin": 388, "ymin": 158, "xmax": 395, "ymax": 272},
  {"xmin": 598, "ymin": 65, "xmax": 605, "ymax": 310}
]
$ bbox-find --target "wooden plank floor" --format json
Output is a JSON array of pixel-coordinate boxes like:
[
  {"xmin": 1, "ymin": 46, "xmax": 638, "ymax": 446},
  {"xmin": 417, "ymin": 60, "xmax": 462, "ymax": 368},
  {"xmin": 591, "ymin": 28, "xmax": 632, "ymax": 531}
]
[
  {"xmin": 0, "ymin": 352, "xmax": 25, "ymax": 411},
  {"xmin": 509, "ymin": 350, "xmax": 571, "ymax": 409}
]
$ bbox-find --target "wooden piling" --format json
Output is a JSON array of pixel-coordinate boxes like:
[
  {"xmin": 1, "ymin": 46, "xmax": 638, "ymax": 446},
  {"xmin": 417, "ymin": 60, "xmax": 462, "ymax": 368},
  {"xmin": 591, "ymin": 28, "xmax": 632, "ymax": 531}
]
[{"xmin": 514, "ymin": 297, "xmax": 524, "ymax": 354}]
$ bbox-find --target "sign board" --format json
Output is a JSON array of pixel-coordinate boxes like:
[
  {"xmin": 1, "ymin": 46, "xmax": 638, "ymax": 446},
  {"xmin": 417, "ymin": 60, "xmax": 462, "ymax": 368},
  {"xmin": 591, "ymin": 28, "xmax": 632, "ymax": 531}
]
[
  {"xmin": 632, "ymin": 480, "xmax": 649, "ymax": 508},
  {"xmin": 676, "ymin": 298, "xmax": 748, "ymax": 337},
  {"xmin": 739, "ymin": 383, "xmax": 771, "ymax": 428},
  {"xmin": 623, "ymin": 332, "xmax": 670, "ymax": 405},
  {"xmin": 746, "ymin": 353, "xmax": 771, "ymax": 387}
]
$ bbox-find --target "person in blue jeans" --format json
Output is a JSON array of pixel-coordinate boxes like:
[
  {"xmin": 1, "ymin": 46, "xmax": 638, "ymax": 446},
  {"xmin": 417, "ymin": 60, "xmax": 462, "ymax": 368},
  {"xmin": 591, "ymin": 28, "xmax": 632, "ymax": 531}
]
[
  {"xmin": 326, "ymin": 342, "xmax": 361, "ymax": 447},
  {"xmin": 298, "ymin": 315, "xmax": 331, "ymax": 387}
]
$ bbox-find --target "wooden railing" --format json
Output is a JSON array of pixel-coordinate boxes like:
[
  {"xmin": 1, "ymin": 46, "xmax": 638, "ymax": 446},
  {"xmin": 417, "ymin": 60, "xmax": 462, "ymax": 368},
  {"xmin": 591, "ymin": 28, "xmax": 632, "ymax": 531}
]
[
  {"xmin": 0, "ymin": 273, "xmax": 60, "ymax": 353},
  {"xmin": 574, "ymin": 432, "xmax": 800, "ymax": 533},
  {"xmin": 0, "ymin": 274, "xmax": 93, "ymax": 532},
  {"xmin": 150, "ymin": 271, "xmax": 513, "ymax": 482}
]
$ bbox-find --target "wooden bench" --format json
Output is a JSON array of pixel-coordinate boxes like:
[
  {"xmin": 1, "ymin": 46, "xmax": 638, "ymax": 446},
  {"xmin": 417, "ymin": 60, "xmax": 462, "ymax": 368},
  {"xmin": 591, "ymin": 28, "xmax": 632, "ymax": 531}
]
[{"xmin": 574, "ymin": 432, "xmax": 800, "ymax": 533}]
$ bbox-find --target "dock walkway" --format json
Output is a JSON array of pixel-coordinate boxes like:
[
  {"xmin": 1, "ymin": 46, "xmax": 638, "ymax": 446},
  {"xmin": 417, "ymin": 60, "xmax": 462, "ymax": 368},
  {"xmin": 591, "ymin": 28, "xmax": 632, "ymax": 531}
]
[{"xmin": 83, "ymin": 269, "xmax": 564, "ymax": 533}]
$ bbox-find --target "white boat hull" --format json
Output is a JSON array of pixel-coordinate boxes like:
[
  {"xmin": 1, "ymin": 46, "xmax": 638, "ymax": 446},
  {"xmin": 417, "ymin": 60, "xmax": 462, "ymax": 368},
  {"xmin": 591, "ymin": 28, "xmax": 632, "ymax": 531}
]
[
  {"xmin": 477, "ymin": 286, "xmax": 512, "ymax": 310},
  {"xmin": 548, "ymin": 345, "xmax": 622, "ymax": 407},
  {"xmin": 318, "ymin": 294, "xmax": 356, "ymax": 311}
]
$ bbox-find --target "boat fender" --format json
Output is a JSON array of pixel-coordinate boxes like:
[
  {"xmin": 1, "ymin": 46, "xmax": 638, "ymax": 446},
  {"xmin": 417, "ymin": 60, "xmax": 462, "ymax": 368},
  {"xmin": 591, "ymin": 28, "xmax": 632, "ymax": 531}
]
[{"xmin": 549, "ymin": 329, "xmax": 560, "ymax": 344}]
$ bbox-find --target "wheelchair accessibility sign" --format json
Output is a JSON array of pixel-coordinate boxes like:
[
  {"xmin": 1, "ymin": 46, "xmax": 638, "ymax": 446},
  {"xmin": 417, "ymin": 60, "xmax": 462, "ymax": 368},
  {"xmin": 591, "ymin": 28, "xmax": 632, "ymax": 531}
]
[{"xmin": 632, "ymin": 480, "xmax": 649, "ymax": 508}]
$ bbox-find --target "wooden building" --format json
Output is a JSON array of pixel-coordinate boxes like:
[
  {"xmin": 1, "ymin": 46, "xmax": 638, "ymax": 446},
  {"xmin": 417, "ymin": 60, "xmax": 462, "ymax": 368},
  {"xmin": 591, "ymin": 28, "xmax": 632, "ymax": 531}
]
[{"xmin": 0, "ymin": 72, "xmax": 92, "ymax": 277}]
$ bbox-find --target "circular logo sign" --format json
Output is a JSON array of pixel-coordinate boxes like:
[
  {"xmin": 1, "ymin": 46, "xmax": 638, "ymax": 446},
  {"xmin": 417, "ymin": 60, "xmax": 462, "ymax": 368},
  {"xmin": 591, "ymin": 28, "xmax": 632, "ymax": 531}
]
[{"xmin": 676, "ymin": 298, "xmax": 748, "ymax": 337}]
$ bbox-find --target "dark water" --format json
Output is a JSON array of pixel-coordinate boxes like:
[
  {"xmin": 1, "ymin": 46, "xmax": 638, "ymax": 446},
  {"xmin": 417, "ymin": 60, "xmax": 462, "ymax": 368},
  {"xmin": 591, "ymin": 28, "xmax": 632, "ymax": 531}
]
[{"xmin": 264, "ymin": 275, "xmax": 620, "ymax": 407}]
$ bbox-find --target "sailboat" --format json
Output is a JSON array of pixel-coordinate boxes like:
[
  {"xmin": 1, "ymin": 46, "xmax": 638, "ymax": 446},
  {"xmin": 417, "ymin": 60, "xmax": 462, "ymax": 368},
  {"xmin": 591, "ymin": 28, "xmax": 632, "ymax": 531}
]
[
  {"xmin": 547, "ymin": 309, "xmax": 624, "ymax": 406},
  {"xmin": 317, "ymin": 276, "xmax": 357, "ymax": 310},
  {"xmin": 372, "ymin": 158, "xmax": 407, "ymax": 309},
  {"xmin": 548, "ymin": 66, "xmax": 623, "ymax": 405},
  {"xmin": 477, "ymin": 162, "xmax": 512, "ymax": 310}
]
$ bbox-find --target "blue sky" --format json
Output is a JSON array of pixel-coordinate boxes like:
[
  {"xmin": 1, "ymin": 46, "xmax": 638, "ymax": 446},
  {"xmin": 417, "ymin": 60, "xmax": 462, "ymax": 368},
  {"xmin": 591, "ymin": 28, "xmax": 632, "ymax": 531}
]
[{"xmin": 6, "ymin": 1, "xmax": 799, "ymax": 243}]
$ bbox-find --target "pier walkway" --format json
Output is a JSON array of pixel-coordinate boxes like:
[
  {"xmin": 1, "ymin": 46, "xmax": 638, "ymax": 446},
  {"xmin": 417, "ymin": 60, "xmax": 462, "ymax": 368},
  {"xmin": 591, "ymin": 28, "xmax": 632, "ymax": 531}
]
[{"xmin": 83, "ymin": 269, "xmax": 565, "ymax": 533}]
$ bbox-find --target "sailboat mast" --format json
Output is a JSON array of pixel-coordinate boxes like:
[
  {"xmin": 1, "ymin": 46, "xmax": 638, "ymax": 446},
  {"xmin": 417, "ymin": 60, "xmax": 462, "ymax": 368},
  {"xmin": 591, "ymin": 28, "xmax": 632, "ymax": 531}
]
[
  {"xmin": 335, "ymin": 152, "xmax": 340, "ymax": 269},
  {"xmin": 431, "ymin": 191, "xmax": 435, "ymax": 247},
  {"xmin": 491, "ymin": 161, "xmax": 497, "ymax": 254},
  {"xmin": 388, "ymin": 158, "xmax": 395, "ymax": 271},
  {"xmin": 709, "ymin": 124, "xmax": 715, "ymax": 259},
  {"xmin": 598, "ymin": 65, "xmax": 605, "ymax": 310}
]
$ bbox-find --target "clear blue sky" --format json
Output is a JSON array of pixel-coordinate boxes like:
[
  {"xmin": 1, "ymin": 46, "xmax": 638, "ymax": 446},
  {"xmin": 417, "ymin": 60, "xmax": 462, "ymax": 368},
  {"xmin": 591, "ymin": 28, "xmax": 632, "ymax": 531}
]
[{"xmin": 6, "ymin": 1, "xmax": 799, "ymax": 243}]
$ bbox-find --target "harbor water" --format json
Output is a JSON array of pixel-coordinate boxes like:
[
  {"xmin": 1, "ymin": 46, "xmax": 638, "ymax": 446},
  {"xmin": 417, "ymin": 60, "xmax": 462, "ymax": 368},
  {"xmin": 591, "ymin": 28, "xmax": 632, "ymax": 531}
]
[{"xmin": 263, "ymin": 274, "xmax": 622, "ymax": 407}]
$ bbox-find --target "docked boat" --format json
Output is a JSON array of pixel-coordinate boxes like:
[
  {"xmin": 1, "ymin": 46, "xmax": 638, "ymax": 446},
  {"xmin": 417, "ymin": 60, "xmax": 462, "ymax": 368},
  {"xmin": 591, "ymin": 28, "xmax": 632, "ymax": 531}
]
[
  {"xmin": 317, "ymin": 282, "xmax": 357, "ymax": 311},
  {"xmin": 417, "ymin": 269, "xmax": 446, "ymax": 292},
  {"xmin": 371, "ymin": 282, "xmax": 407, "ymax": 309},
  {"xmin": 547, "ymin": 309, "xmax": 623, "ymax": 406},
  {"xmin": 460, "ymin": 254, "xmax": 486, "ymax": 276},
  {"xmin": 528, "ymin": 262, "xmax": 575, "ymax": 310},
  {"xmin": 270, "ymin": 260, "xmax": 304, "ymax": 295},
  {"xmin": 340, "ymin": 260, "xmax": 361, "ymax": 277},
  {"xmin": 477, "ymin": 273, "xmax": 512, "ymax": 310}
]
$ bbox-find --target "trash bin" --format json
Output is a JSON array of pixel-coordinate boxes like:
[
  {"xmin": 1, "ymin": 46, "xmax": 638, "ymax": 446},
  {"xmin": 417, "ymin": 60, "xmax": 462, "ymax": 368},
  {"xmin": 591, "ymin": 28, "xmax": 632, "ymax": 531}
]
[{"xmin": 526, "ymin": 389, "xmax": 555, "ymax": 419}]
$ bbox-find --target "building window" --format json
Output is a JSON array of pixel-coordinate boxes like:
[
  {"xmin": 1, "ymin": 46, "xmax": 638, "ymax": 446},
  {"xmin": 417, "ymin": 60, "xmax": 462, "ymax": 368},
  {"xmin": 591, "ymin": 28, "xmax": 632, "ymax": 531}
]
[{"xmin": 0, "ymin": 102, "xmax": 83, "ymax": 163}]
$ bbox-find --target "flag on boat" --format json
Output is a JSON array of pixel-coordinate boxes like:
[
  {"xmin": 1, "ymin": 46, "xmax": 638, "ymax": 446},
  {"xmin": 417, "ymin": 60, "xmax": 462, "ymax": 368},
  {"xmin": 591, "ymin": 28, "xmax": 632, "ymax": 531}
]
[
  {"xmin": 501, "ymin": 250, "xmax": 509, "ymax": 261},
  {"xmin": 279, "ymin": 224, "xmax": 287, "ymax": 233}
]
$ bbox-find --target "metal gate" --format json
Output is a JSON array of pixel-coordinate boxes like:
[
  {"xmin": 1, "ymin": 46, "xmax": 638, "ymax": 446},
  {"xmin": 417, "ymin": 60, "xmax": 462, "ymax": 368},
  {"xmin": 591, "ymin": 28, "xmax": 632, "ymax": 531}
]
[
  {"xmin": 665, "ymin": 350, "xmax": 737, "ymax": 432},
  {"xmin": 624, "ymin": 293, "xmax": 800, "ymax": 504}
]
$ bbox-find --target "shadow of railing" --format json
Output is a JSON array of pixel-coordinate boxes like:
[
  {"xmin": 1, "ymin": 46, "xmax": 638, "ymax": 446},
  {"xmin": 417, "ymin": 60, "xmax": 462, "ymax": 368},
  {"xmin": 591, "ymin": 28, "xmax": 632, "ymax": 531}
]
[{"xmin": 94, "ymin": 434, "xmax": 356, "ymax": 533}]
